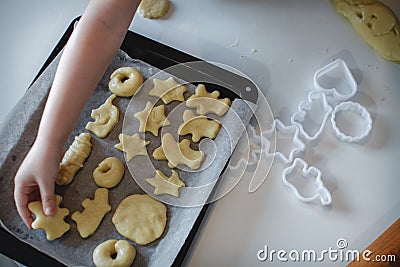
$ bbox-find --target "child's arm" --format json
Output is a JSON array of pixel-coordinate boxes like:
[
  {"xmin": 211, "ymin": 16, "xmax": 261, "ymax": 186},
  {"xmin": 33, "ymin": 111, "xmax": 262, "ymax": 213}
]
[{"xmin": 14, "ymin": 0, "xmax": 140, "ymax": 228}]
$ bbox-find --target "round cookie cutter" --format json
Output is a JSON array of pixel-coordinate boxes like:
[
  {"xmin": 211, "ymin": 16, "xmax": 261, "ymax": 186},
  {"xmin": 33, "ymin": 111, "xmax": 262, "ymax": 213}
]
[{"xmin": 330, "ymin": 101, "xmax": 372, "ymax": 143}]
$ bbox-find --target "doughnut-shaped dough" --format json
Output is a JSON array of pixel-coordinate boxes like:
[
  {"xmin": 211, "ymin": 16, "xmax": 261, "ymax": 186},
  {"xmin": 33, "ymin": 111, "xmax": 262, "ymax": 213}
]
[
  {"xmin": 109, "ymin": 67, "xmax": 143, "ymax": 97},
  {"xmin": 93, "ymin": 239, "xmax": 136, "ymax": 267},
  {"xmin": 93, "ymin": 157, "xmax": 125, "ymax": 188}
]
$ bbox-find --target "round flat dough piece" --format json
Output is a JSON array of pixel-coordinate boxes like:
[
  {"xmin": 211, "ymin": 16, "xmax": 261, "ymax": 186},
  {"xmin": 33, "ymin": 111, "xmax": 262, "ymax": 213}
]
[
  {"xmin": 139, "ymin": 0, "xmax": 170, "ymax": 19},
  {"xmin": 112, "ymin": 194, "xmax": 167, "ymax": 245}
]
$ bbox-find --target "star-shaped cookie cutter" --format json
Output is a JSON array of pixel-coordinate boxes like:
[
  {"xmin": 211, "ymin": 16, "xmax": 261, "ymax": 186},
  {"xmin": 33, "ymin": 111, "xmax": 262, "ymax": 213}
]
[
  {"xmin": 262, "ymin": 119, "xmax": 305, "ymax": 165},
  {"xmin": 282, "ymin": 158, "xmax": 332, "ymax": 205}
]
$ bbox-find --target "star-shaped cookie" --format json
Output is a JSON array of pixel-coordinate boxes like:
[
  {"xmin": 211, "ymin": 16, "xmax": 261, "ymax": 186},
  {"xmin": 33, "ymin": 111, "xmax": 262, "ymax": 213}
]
[
  {"xmin": 146, "ymin": 170, "xmax": 185, "ymax": 197},
  {"xmin": 134, "ymin": 101, "xmax": 171, "ymax": 136},
  {"xmin": 149, "ymin": 77, "xmax": 187, "ymax": 104},
  {"xmin": 115, "ymin": 133, "xmax": 150, "ymax": 161}
]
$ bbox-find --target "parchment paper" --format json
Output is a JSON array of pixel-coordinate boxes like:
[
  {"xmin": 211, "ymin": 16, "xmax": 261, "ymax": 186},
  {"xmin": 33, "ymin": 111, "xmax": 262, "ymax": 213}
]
[{"xmin": 0, "ymin": 50, "xmax": 254, "ymax": 266}]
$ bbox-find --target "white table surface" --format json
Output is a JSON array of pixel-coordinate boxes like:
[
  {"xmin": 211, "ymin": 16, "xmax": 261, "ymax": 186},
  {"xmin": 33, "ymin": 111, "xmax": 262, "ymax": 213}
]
[{"xmin": 1, "ymin": 0, "xmax": 399, "ymax": 266}]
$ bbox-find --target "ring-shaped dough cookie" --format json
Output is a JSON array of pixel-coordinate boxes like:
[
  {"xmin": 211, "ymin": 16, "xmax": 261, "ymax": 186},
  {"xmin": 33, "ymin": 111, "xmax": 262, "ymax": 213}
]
[
  {"xmin": 93, "ymin": 239, "xmax": 136, "ymax": 267},
  {"xmin": 109, "ymin": 67, "xmax": 143, "ymax": 97},
  {"xmin": 93, "ymin": 157, "xmax": 125, "ymax": 188}
]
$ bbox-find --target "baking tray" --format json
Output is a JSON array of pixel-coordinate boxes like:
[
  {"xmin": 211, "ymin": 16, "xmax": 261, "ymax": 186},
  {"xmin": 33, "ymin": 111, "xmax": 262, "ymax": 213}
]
[{"xmin": 0, "ymin": 16, "xmax": 258, "ymax": 266}]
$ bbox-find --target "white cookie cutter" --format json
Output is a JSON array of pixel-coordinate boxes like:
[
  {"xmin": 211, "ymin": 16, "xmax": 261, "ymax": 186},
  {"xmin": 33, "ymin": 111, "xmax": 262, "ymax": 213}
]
[
  {"xmin": 331, "ymin": 101, "xmax": 372, "ymax": 143},
  {"xmin": 282, "ymin": 158, "xmax": 332, "ymax": 205},
  {"xmin": 313, "ymin": 59, "xmax": 357, "ymax": 102},
  {"xmin": 291, "ymin": 91, "xmax": 333, "ymax": 142},
  {"xmin": 263, "ymin": 119, "xmax": 305, "ymax": 165}
]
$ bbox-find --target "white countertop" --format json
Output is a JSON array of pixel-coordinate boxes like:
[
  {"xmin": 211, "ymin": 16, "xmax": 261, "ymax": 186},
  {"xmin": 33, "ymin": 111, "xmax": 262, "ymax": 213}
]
[{"xmin": 1, "ymin": 0, "xmax": 400, "ymax": 266}]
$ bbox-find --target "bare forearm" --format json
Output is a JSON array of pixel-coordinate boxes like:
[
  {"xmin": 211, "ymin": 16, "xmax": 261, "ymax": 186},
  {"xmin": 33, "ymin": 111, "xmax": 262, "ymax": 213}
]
[{"xmin": 37, "ymin": 0, "xmax": 140, "ymax": 147}]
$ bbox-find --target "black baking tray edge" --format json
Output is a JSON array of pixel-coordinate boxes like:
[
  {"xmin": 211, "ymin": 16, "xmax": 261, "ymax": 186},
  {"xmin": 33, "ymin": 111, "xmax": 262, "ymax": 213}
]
[{"xmin": 0, "ymin": 16, "xmax": 258, "ymax": 267}]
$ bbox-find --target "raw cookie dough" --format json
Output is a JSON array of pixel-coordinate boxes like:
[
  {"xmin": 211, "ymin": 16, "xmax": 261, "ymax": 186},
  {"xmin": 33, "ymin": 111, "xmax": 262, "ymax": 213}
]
[
  {"xmin": 28, "ymin": 195, "xmax": 70, "ymax": 241},
  {"xmin": 146, "ymin": 170, "xmax": 185, "ymax": 197},
  {"xmin": 86, "ymin": 94, "xmax": 119, "ymax": 138},
  {"xmin": 332, "ymin": 0, "xmax": 400, "ymax": 62},
  {"xmin": 134, "ymin": 101, "xmax": 171, "ymax": 136},
  {"xmin": 57, "ymin": 132, "xmax": 92, "ymax": 185},
  {"xmin": 109, "ymin": 67, "xmax": 143, "ymax": 97},
  {"xmin": 71, "ymin": 188, "xmax": 112, "ymax": 238},
  {"xmin": 148, "ymin": 77, "xmax": 187, "ymax": 104},
  {"xmin": 93, "ymin": 239, "xmax": 136, "ymax": 267},
  {"xmin": 186, "ymin": 84, "xmax": 231, "ymax": 116},
  {"xmin": 139, "ymin": 0, "xmax": 170, "ymax": 19},
  {"xmin": 159, "ymin": 133, "xmax": 205, "ymax": 169},
  {"xmin": 112, "ymin": 194, "xmax": 167, "ymax": 245},
  {"xmin": 93, "ymin": 157, "xmax": 125, "ymax": 188},
  {"xmin": 115, "ymin": 133, "xmax": 150, "ymax": 161},
  {"xmin": 178, "ymin": 110, "xmax": 221, "ymax": 142}
]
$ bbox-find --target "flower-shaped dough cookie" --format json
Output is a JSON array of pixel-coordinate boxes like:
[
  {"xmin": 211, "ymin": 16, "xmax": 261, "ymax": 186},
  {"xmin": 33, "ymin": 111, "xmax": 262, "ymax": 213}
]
[
  {"xmin": 149, "ymin": 77, "xmax": 187, "ymax": 104},
  {"xmin": 86, "ymin": 94, "xmax": 119, "ymax": 138},
  {"xmin": 28, "ymin": 195, "xmax": 70, "ymax": 241},
  {"xmin": 146, "ymin": 170, "xmax": 185, "ymax": 197},
  {"xmin": 186, "ymin": 84, "xmax": 231, "ymax": 116},
  {"xmin": 134, "ymin": 101, "xmax": 171, "ymax": 136},
  {"xmin": 178, "ymin": 110, "xmax": 221, "ymax": 142},
  {"xmin": 115, "ymin": 133, "xmax": 150, "ymax": 161}
]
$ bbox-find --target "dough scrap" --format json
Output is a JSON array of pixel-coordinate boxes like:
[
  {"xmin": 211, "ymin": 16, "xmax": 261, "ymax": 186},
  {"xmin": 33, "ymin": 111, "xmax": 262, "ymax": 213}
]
[
  {"xmin": 159, "ymin": 133, "xmax": 205, "ymax": 169},
  {"xmin": 146, "ymin": 170, "xmax": 185, "ymax": 197},
  {"xmin": 115, "ymin": 133, "xmax": 150, "ymax": 161},
  {"xmin": 28, "ymin": 195, "xmax": 70, "ymax": 241},
  {"xmin": 139, "ymin": 0, "xmax": 170, "ymax": 19},
  {"xmin": 112, "ymin": 194, "xmax": 167, "ymax": 245},
  {"xmin": 57, "ymin": 132, "xmax": 92, "ymax": 185},
  {"xmin": 93, "ymin": 157, "xmax": 125, "ymax": 188},
  {"xmin": 71, "ymin": 188, "xmax": 111, "ymax": 238},
  {"xmin": 178, "ymin": 110, "xmax": 221, "ymax": 142},
  {"xmin": 332, "ymin": 0, "xmax": 400, "ymax": 62},
  {"xmin": 186, "ymin": 84, "xmax": 231, "ymax": 116},
  {"xmin": 108, "ymin": 67, "xmax": 143, "ymax": 97},
  {"xmin": 134, "ymin": 101, "xmax": 171, "ymax": 136},
  {"xmin": 86, "ymin": 94, "xmax": 119, "ymax": 138},
  {"xmin": 93, "ymin": 239, "xmax": 136, "ymax": 267},
  {"xmin": 149, "ymin": 77, "xmax": 187, "ymax": 104}
]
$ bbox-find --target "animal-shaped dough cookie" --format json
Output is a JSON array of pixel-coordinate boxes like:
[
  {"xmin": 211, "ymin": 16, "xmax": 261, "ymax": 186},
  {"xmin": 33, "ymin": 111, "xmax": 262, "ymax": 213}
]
[
  {"xmin": 112, "ymin": 194, "xmax": 167, "ymax": 245},
  {"xmin": 57, "ymin": 132, "xmax": 92, "ymax": 185},
  {"xmin": 186, "ymin": 84, "xmax": 231, "ymax": 116},
  {"xmin": 156, "ymin": 133, "xmax": 204, "ymax": 169},
  {"xmin": 332, "ymin": 0, "xmax": 400, "ymax": 62},
  {"xmin": 178, "ymin": 110, "xmax": 221, "ymax": 142},
  {"xmin": 115, "ymin": 133, "xmax": 150, "ymax": 161},
  {"xmin": 28, "ymin": 195, "xmax": 70, "ymax": 241},
  {"xmin": 148, "ymin": 77, "xmax": 187, "ymax": 104},
  {"xmin": 86, "ymin": 94, "xmax": 119, "ymax": 138},
  {"xmin": 134, "ymin": 101, "xmax": 171, "ymax": 136},
  {"xmin": 71, "ymin": 188, "xmax": 112, "ymax": 238},
  {"xmin": 146, "ymin": 170, "xmax": 185, "ymax": 197}
]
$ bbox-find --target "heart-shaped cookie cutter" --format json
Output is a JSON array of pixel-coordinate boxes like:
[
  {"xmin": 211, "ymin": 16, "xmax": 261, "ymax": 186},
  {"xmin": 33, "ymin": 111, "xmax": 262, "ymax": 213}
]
[
  {"xmin": 291, "ymin": 91, "xmax": 333, "ymax": 142},
  {"xmin": 313, "ymin": 59, "xmax": 357, "ymax": 103},
  {"xmin": 282, "ymin": 158, "xmax": 332, "ymax": 205},
  {"xmin": 331, "ymin": 101, "xmax": 372, "ymax": 143},
  {"xmin": 262, "ymin": 119, "xmax": 305, "ymax": 165}
]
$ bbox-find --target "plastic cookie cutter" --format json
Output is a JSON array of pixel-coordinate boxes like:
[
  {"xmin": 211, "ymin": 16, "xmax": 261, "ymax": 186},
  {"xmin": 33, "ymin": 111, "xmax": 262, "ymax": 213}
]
[
  {"xmin": 262, "ymin": 119, "xmax": 305, "ymax": 165},
  {"xmin": 282, "ymin": 158, "xmax": 332, "ymax": 206},
  {"xmin": 331, "ymin": 101, "xmax": 372, "ymax": 143},
  {"xmin": 313, "ymin": 58, "xmax": 357, "ymax": 103},
  {"xmin": 290, "ymin": 91, "xmax": 333, "ymax": 142}
]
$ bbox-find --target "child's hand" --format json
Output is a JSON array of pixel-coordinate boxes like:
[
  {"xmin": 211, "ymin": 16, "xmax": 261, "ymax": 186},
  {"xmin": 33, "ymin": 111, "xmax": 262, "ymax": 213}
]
[{"xmin": 14, "ymin": 138, "xmax": 64, "ymax": 229}]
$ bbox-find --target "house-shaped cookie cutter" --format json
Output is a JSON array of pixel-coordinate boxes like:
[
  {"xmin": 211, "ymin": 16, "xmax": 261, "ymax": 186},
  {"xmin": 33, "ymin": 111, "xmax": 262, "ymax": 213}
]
[
  {"xmin": 313, "ymin": 59, "xmax": 357, "ymax": 103},
  {"xmin": 282, "ymin": 158, "xmax": 332, "ymax": 205},
  {"xmin": 291, "ymin": 91, "xmax": 333, "ymax": 142}
]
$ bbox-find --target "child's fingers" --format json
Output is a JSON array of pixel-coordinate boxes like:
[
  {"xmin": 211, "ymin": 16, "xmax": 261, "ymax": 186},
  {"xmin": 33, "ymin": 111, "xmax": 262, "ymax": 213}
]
[
  {"xmin": 38, "ymin": 177, "xmax": 56, "ymax": 216},
  {"xmin": 14, "ymin": 187, "xmax": 33, "ymax": 229}
]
